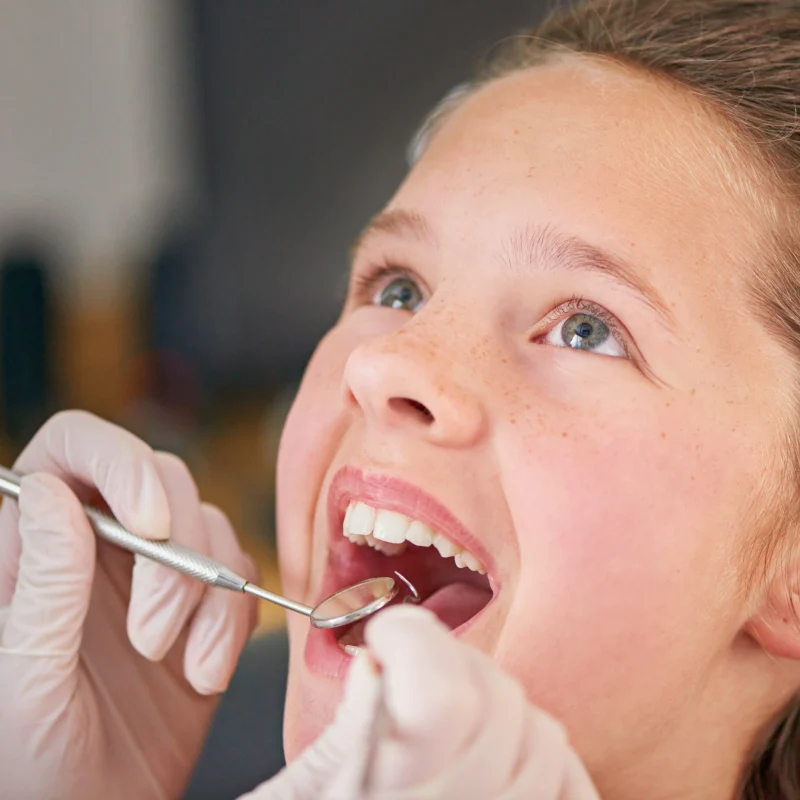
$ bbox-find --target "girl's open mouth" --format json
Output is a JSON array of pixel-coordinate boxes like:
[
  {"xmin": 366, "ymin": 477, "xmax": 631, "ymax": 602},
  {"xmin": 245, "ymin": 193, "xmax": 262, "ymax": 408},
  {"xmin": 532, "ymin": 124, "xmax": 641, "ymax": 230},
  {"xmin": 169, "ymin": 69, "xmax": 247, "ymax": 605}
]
[{"xmin": 324, "ymin": 498, "xmax": 495, "ymax": 651}]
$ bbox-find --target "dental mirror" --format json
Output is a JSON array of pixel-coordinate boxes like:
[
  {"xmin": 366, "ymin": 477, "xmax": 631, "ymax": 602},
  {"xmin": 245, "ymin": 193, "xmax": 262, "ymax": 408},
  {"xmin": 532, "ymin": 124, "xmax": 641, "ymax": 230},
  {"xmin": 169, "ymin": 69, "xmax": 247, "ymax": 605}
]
[{"xmin": 244, "ymin": 573, "xmax": 413, "ymax": 628}]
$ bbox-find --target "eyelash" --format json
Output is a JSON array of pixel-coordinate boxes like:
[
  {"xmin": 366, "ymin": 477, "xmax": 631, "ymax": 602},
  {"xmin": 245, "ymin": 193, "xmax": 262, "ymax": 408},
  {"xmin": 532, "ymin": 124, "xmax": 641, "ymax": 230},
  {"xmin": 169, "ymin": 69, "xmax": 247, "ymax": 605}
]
[
  {"xmin": 350, "ymin": 263, "xmax": 631, "ymax": 357},
  {"xmin": 536, "ymin": 295, "xmax": 630, "ymax": 357},
  {"xmin": 350, "ymin": 262, "xmax": 419, "ymax": 305}
]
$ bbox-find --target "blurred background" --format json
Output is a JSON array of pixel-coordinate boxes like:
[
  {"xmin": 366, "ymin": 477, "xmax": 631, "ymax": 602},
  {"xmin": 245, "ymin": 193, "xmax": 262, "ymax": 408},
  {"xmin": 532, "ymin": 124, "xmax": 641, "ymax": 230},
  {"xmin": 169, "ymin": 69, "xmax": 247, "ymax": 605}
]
[{"xmin": 0, "ymin": 0, "xmax": 548, "ymax": 631}]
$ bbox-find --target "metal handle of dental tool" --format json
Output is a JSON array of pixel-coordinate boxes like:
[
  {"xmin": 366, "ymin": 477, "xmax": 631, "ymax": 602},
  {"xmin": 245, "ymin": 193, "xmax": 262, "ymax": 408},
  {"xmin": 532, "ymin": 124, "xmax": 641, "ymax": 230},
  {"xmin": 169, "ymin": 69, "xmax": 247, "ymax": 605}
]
[{"xmin": 0, "ymin": 466, "xmax": 407, "ymax": 628}]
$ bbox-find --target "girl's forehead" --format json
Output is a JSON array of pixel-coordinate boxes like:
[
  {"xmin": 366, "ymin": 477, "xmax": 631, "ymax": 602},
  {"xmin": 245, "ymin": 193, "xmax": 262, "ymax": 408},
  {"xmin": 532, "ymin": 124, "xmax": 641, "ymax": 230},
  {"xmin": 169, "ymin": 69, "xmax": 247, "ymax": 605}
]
[
  {"xmin": 393, "ymin": 60, "xmax": 764, "ymax": 302},
  {"xmin": 416, "ymin": 61, "xmax": 751, "ymax": 213}
]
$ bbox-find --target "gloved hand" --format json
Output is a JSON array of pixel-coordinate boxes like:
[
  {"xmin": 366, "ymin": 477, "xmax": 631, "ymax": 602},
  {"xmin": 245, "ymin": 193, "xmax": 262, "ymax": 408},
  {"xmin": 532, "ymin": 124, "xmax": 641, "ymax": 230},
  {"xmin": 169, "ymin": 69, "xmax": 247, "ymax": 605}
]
[
  {"xmin": 0, "ymin": 410, "xmax": 258, "ymax": 800},
  {"xmin": 246, "ymin": 605, "xmax": 600, "ymax": 800}
]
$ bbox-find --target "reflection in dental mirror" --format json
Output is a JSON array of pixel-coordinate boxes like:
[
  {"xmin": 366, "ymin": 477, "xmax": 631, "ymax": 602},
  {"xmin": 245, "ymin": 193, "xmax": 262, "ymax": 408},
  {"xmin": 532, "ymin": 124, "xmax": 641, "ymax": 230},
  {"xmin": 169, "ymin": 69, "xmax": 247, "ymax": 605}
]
[{"xmin": 308, "ymin": 576, "xmax": 398, "ymax": 628}]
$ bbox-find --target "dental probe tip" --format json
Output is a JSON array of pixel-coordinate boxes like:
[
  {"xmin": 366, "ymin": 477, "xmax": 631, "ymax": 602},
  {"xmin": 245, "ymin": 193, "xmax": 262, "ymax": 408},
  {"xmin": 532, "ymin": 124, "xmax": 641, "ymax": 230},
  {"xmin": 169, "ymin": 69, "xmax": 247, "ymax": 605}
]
[{"xmin": 394, "ymin": 571, "xmax": 421, "ymax": 604}]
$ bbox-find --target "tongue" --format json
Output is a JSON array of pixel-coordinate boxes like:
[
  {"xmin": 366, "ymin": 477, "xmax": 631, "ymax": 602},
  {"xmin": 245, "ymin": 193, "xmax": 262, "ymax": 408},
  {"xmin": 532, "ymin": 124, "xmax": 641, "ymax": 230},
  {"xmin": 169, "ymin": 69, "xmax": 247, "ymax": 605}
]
[
  {"xmin": 421, "ymin": 582, "xmax": 492, "ymax": 630},
  {"xmin": 336, "ymin": 582, "xmax": 492, "ymax": 648}
]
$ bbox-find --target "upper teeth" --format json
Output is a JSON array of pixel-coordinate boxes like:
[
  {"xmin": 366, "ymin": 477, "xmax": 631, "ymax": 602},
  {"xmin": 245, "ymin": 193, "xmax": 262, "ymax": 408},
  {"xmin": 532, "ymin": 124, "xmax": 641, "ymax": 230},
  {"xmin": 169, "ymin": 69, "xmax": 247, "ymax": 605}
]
[{"xmin": 343, "ymin": 501, "xmax": 487, "ymax": 574}]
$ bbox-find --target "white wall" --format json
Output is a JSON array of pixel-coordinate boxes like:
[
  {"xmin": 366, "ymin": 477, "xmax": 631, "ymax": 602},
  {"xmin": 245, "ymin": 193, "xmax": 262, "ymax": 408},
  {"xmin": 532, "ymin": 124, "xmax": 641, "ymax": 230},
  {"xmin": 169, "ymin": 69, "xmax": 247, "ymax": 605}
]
[{"xmin": 0, "ymin": 0, "xmax": 197, "ymax": 306}]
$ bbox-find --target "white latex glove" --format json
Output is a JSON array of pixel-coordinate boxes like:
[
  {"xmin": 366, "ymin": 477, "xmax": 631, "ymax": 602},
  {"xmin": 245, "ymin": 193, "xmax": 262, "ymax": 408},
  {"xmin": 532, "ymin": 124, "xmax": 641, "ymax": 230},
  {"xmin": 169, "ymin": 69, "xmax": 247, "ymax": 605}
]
[
  {"xmin": 0, "ymin": 410, "xmax": 258, "ymax": 800},
  {"xmin": 247, "ymin": 605, "xmax": 600, "ymax": 800}
]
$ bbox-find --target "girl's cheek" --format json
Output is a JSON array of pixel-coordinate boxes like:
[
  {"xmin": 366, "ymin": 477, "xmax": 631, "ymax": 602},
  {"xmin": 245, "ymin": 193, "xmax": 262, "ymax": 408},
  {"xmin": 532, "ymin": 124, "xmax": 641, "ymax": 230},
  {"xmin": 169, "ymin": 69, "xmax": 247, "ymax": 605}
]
[
  {"xmin": 501, "ymin": 395, "xmax": 745, "ymax": 634},
  {"xmin": 276, "ymin": 329, "xmax": 351, "ymax": 589},
  {"xmin": 276, "ymin": 316, "xmax": 389, "ymax": 589},
  {"xmin": 280, "ymin": 309, "xmax": 409, "ymax": 455},
  {"xmin": 493, "ymin": 410, "xmax": 744, "ymax": 721}
]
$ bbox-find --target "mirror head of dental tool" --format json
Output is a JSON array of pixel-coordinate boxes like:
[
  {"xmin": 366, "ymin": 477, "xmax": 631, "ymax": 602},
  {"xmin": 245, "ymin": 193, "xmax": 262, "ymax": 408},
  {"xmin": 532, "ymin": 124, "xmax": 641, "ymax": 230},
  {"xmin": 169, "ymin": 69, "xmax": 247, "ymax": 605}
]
[
  {"xmin": 244, "ymin": 570, "xmax": 420, "ymax": 629},
  {"xmin": 311, "ymin": 576, "xmax": 398, "ymax": 628}
]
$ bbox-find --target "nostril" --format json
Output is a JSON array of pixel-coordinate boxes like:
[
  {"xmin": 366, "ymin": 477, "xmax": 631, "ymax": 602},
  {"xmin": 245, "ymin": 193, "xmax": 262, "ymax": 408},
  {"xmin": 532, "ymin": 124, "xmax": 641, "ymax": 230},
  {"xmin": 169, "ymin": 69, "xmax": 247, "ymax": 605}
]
[
  {"xmin": 407, "ymin": 399, "xmax": 434, "ymax": 421},
  {"xmin": 388, "ymin": 397, "xmax": 435, "ymax": 424}
]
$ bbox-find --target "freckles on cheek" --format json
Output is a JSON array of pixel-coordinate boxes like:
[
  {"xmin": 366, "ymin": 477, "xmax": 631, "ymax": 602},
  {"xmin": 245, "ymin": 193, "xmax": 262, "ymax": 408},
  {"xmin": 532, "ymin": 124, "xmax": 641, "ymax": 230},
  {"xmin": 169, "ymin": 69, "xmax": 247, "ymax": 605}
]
[{"xmin": 505, "ymin": 418, "xmax": 730, "ymax": 632}]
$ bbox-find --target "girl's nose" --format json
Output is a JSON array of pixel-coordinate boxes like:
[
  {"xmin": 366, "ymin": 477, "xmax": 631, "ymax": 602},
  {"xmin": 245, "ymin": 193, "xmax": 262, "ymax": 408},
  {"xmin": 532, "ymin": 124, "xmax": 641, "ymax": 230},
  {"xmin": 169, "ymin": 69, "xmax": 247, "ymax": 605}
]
[{"xmin": 342, "ymin": 330, "xmax": 487, "ymax": 447}]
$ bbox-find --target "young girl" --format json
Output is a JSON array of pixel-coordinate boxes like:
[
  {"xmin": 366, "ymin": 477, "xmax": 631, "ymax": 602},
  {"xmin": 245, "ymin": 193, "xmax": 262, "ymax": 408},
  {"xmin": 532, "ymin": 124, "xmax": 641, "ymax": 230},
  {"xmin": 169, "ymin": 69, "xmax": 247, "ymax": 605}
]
[{"xmin": 3, "ymin": 0, "xmax": 800, "ymax": 797}]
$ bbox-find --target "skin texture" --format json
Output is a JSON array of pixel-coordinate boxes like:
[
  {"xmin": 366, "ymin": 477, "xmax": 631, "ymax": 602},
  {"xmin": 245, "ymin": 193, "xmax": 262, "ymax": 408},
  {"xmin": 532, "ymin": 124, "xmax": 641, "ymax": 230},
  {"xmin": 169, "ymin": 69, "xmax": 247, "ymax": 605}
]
[{"xmin": 275, "ymin": 58, "xmax": 800, "ymax": 799}]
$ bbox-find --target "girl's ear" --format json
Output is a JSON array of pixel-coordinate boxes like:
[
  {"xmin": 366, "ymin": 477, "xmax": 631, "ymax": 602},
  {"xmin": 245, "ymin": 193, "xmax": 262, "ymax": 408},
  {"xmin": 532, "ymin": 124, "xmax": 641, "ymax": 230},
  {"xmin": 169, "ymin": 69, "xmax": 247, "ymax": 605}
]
[{"xmin": 745, "ymin": 573, "xmax": 800, "ymax": 660}]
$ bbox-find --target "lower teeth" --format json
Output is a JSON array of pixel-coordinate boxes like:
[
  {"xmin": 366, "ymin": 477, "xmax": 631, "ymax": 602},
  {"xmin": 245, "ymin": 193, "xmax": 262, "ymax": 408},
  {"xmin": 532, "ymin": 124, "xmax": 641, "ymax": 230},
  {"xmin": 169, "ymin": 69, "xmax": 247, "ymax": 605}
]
[{"xmin": 337, "ymin": 618, "xmax": 368, "ymax": 650}]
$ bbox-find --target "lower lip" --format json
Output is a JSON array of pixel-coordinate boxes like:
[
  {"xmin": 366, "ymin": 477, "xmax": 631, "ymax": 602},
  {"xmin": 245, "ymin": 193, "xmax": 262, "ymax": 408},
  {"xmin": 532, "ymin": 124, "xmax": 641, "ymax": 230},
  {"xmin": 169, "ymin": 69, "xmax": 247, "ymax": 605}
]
[
  {"xmin": 303, "ymin": 567, "xmax": 366, "ymax": 679},
  {"xmin": 304, "ymin": 624, "xmax": 352, "ymax": 679}
]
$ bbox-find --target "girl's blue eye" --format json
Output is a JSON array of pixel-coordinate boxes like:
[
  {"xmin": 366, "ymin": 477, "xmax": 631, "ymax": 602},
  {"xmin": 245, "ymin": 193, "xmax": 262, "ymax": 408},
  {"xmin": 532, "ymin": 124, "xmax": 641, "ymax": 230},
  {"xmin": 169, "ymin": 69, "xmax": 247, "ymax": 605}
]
[
  {"xmin": 562, "ymin": 313, "xmax": 608, "ymax": 349},
  {"xmin": 545, "ymin": 312, "xmax": 625, "ymax": 357},
  {"xmin": 375, "ymin": 277, "xmax": 424, "ymax": 312}
]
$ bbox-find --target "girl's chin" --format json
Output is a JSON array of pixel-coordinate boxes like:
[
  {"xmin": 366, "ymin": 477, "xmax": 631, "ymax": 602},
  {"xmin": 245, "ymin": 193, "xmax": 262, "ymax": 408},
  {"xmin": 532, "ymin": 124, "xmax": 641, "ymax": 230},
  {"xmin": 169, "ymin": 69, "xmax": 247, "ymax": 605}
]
[
  {"xmin": 283, "ymin": 695, "xmax": 336, "ymax": 762},
  {"xmin": 283, "ymin": 649, "xmax": 344, "ymax": 762},
  {"xmin": 283, "ymin": 721, "xmax": 318, "ymax": 764}
]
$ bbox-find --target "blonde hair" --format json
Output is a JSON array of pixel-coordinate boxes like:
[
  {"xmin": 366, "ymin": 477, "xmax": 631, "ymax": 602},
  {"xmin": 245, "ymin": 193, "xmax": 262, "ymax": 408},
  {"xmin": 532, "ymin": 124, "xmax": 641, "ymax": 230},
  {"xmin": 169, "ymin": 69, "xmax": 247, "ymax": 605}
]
[{"xmin": 411, "ymin": 1, "xmax": 800, "ymax": 796}]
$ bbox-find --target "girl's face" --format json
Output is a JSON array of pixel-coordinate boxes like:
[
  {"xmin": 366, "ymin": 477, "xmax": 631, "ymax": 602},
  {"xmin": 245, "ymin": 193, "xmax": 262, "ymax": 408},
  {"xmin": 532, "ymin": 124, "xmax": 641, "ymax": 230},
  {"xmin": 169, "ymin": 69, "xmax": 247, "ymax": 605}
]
[{"xmin": 277, "ymin": 60, "xmax": 794, "ymax": 794}]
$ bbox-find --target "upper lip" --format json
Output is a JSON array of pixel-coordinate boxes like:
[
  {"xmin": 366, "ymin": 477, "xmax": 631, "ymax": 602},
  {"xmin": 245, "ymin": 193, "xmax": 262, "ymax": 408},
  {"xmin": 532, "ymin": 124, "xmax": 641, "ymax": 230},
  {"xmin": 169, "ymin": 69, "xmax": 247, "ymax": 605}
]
[{"xmin": 327, "ymin": 465, "xmax": 497, "ymax": 581}]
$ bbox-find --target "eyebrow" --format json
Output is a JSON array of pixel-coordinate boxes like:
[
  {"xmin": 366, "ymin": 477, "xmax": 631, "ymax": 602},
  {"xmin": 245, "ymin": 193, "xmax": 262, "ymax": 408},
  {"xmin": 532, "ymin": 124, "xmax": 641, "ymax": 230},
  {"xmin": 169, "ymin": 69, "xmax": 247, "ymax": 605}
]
[
  {"xmin": 504, "ymin": 224, "xmax": 676, "ymax": 329},
  {"xmin": 350, "ymin": 209, "xmax": 437, "ymax": 262},
  {"xmin": 351, "ymin": 210, "xmax": 675, "ymax": 330}
]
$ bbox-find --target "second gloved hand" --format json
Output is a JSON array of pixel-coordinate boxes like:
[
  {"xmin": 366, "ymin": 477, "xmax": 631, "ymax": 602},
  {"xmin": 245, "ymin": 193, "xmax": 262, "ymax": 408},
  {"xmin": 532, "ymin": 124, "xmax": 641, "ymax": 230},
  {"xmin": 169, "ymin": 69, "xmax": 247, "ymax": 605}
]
[{"xmin": 246, "ymin": 605, "xmax": 600, "ymax": 799}]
